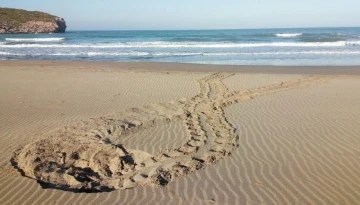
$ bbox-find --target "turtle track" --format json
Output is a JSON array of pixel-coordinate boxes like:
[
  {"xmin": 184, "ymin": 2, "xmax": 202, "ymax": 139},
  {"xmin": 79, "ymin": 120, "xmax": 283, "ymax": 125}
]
[{"xmin": 12, "ymin": 73, "xmax": 332, "ymax": 192}]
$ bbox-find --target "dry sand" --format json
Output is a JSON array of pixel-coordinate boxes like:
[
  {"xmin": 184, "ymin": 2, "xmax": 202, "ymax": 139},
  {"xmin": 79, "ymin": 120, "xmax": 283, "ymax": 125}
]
[{"xmin": 0, "ymin": 61, "xmax": 359, "ymax": 204}]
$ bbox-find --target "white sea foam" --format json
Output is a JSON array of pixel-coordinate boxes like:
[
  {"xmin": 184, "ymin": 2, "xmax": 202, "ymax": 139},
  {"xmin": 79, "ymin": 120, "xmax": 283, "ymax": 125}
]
[
  {"xmin": 152, "ymin": 52, "xmax": 203, "ymax": 56},
  {"xmin": 204, "ymin": 51, "xmax": 360, "ymax": 56},
  {"xmin": 71, "ymin": 52, "xmax": 202, "ymax": 56},
  {"xmin": 0, "ymin": 52, "xmax": 25, "ymax": 56},
  {"xmin": 5, "ymin": 38, "xmax": 65, "ymax": 42},
  {"xmin": 87, "ymin": 51, "xmax": 150, "ymax": 56},
  {"xmin": 275, "ymin": 33, "xmax": 303, "ymax": 37},
  {"xmin": 3, "ymin": 51, "xmax": 359, "ymax": 57},
  {"xmin": 49, "ymin": 53, "xmax": 80, "ymax": 56},
  {"xmin": 1, "ymin": 41, "xmax": 359, "ymax": 48}
]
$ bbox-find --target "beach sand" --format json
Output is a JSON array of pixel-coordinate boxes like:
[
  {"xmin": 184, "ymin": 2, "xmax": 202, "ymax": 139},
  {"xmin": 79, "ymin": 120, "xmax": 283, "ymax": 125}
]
[{"xmin": 0, "ymin": 61, "xmax": 359, "ymax": 204}]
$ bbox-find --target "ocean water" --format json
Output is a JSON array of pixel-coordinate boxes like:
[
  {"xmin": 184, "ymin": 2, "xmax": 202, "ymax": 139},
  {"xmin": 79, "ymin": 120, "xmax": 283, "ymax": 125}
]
[{"xmin": 1, "ymin": 27, "xmax": 360, "ymax": 65}]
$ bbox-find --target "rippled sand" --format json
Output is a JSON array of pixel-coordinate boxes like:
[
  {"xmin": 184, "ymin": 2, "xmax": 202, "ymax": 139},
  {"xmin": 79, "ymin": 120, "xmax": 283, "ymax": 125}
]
[{"xmin": 0, "ymin": 61, "xmax": 359, "ymax": 205}]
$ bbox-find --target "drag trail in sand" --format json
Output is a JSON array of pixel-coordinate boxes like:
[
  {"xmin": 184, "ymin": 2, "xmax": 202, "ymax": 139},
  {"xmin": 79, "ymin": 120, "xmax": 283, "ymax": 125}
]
[{"xmin": 12, "ymin": 72, "xmax": 332, "ymax": 192}]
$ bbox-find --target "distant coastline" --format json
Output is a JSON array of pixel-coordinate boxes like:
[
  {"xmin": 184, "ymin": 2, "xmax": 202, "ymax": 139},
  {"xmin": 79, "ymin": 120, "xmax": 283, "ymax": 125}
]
[
  {"xmin": 0, "ymin": 7, "xmax": 66, "ymax": 34},
  {"xmin": 63, "ymin": 26, "xmax": 360, "ymax": 32}
]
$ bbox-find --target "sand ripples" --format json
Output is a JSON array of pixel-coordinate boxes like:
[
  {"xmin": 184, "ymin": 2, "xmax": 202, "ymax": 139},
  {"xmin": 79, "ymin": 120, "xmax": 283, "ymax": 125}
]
[
  {"xmin": 1, "ymin": 66, "xmax": 360, "ymax": 204},
  {"xmin": 10, "ymin": 71, "xmax": 332, "ymax": 194},
  {"xmin": 223, "ymin": 77, "xmax": 360, "ymax": 204}
]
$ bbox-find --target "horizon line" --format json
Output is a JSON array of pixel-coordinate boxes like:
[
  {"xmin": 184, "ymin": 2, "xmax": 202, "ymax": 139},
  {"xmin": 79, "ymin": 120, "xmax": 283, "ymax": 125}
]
[{"xmin": 66, "ymin": 26, "xmax": 360, "ymax": 32}]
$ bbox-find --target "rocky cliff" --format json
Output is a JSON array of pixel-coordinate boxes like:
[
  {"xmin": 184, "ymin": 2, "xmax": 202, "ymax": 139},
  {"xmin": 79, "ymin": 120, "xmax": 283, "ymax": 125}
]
[{"xmin": 0, "ymin": 8, "xmax": 67, "ymax": 34}]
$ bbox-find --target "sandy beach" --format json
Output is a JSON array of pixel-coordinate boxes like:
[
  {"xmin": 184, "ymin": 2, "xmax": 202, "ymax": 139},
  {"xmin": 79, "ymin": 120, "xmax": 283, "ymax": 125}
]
[{"xmin": 0, "ymin": 61, "xmax": 359, "ymax": 205}]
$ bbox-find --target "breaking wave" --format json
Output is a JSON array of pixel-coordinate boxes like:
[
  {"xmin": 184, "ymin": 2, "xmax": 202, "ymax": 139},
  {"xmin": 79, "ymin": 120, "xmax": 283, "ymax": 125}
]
[
  {"xmin": 5, "ymin": 38, "xmax": 65, "ymax": 42},
  {"xmin": 1, "ymin": 41, "xmax": 360, "ymax": 48},
  {"xmin": 1, "ymin": 51, "xmax": 360, "ymax": 57},
  {"xmin": 275, "ymin": 33, "xmax": 303, "ymax": 37}
]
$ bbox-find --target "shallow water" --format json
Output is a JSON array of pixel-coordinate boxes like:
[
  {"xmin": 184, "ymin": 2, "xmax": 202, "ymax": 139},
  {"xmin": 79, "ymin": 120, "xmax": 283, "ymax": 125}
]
[{"xmin": 1, "ymin": 27, "xmax": 360, "ymax": 65}]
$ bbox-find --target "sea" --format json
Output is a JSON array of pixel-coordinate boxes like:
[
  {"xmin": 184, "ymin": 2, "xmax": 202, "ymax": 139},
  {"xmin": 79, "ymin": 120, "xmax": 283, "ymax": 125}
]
[{"xmin": 1, "ymin": 27, "xmax": 360, "ymax": 65}]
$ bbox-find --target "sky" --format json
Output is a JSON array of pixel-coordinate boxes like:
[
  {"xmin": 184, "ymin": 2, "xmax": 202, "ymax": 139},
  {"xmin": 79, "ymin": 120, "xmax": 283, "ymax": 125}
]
[{"xmin": 0, "ymin": 0, "xmax": 359, "ymax": 30}]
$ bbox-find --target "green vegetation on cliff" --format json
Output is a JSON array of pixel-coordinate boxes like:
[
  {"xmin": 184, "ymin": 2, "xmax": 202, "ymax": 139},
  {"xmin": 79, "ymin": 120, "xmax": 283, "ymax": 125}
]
[{"xmin": 0, "ymin": 8, "xmax": 56, "ymax": 26}]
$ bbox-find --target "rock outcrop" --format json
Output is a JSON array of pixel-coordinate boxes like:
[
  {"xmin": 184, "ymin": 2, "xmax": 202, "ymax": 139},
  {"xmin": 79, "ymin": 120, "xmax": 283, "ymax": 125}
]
[{"xmin": 0, "ymin": 8, "xmax": 67, "ymax": 34}]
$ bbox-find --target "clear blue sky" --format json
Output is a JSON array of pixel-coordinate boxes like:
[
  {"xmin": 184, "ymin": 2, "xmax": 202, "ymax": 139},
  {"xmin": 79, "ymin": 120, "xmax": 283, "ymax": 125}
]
[{"xmin": 1, "ymin": 0, "xmax": 359, "ymax": 30}]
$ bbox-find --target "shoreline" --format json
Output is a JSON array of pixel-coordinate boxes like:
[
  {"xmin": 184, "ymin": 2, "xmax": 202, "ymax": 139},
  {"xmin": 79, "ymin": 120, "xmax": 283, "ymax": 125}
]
[{"xmin": 1, "ymin": 60, "xmax": 360, "ymax": 75}]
